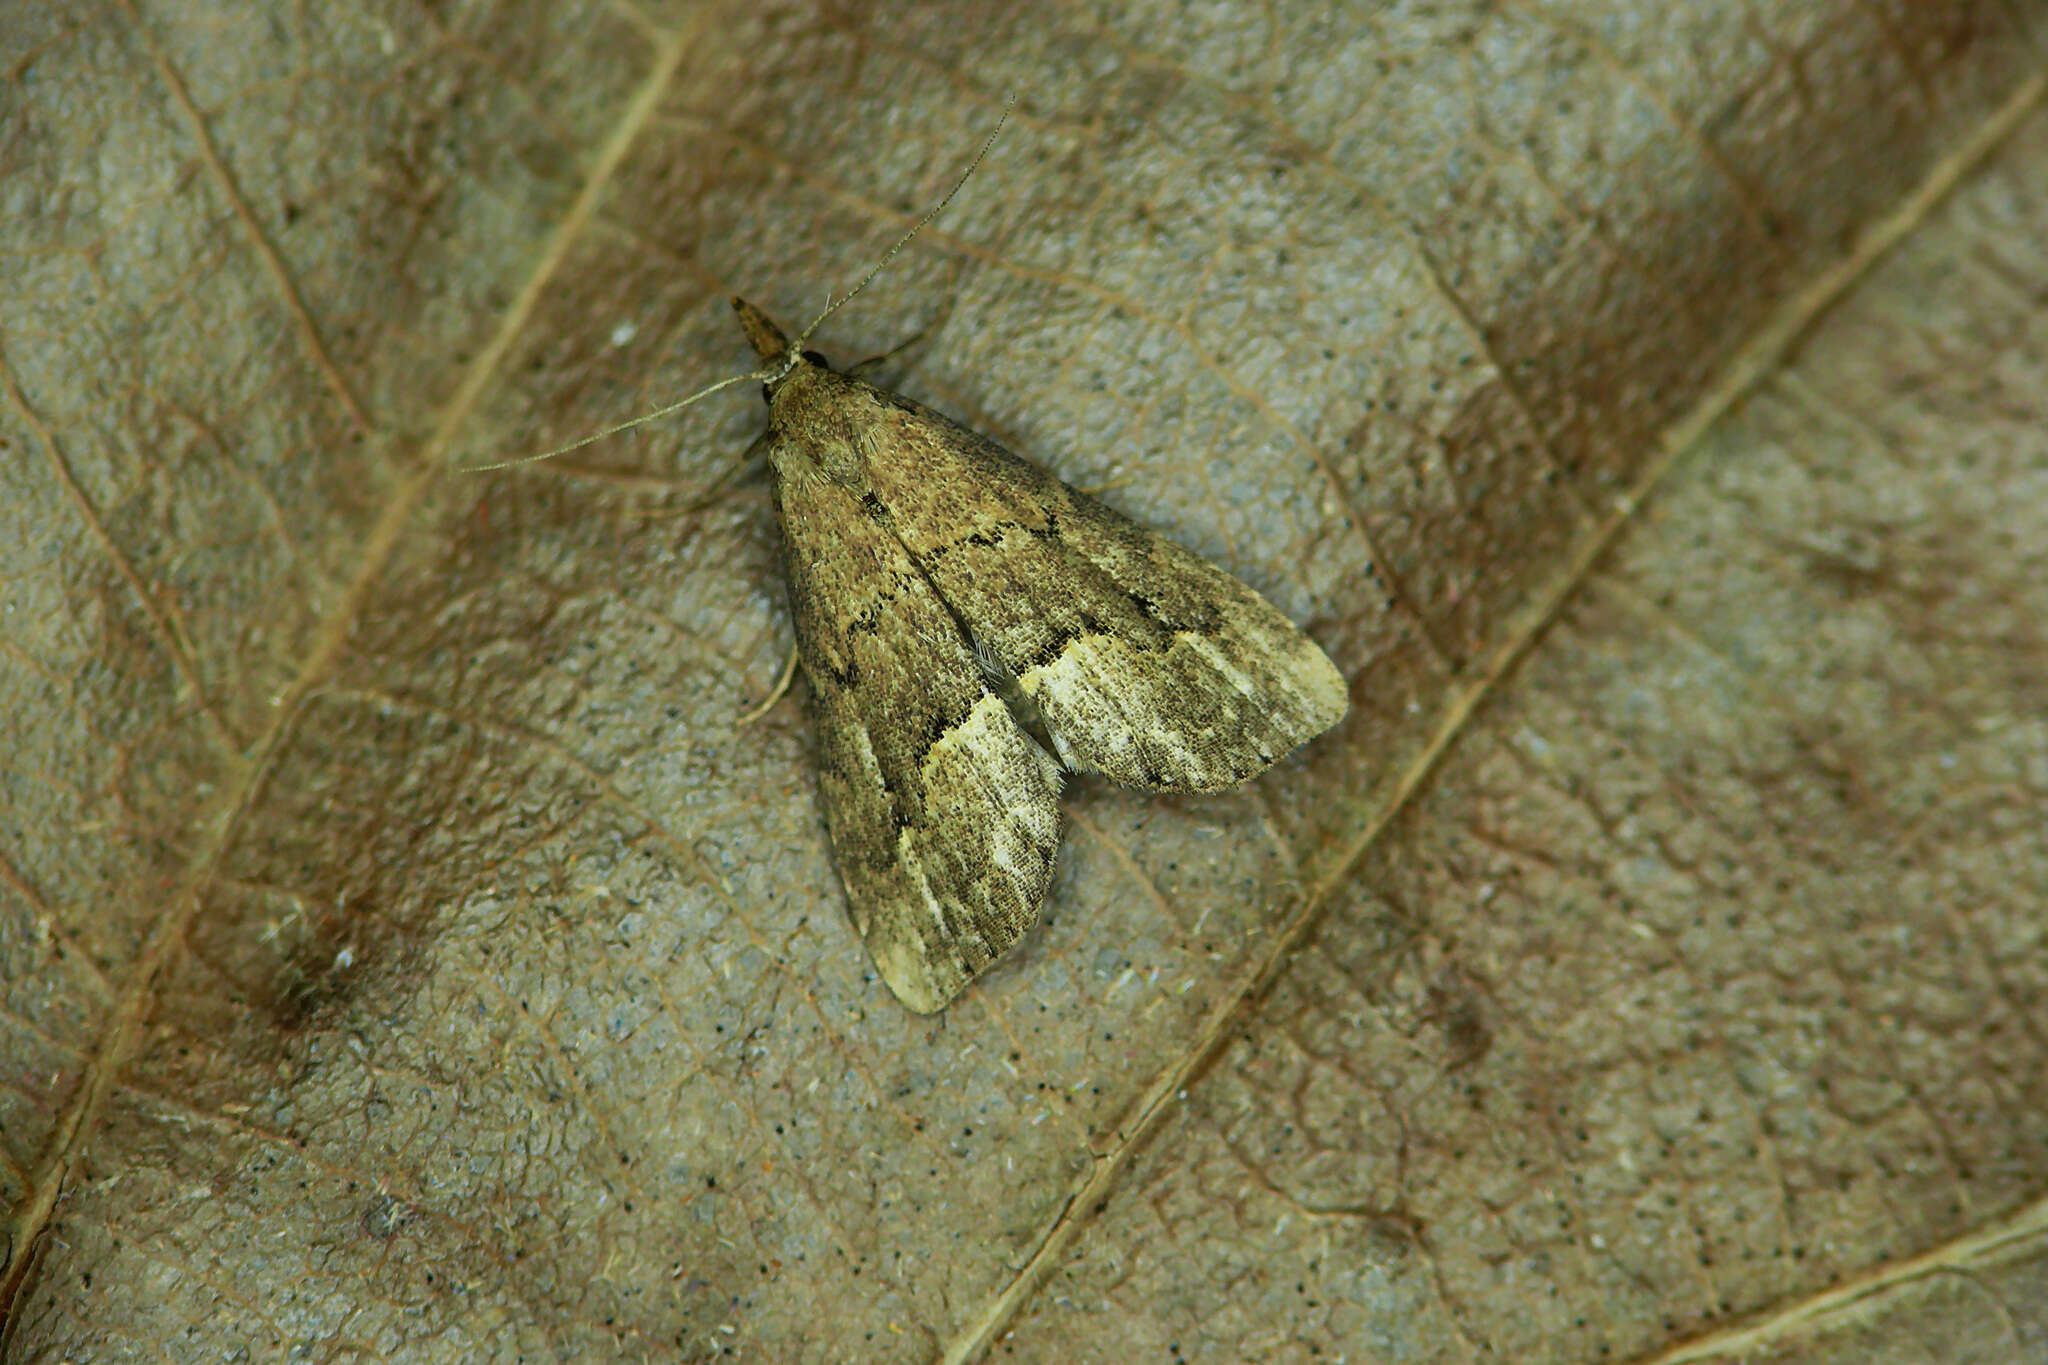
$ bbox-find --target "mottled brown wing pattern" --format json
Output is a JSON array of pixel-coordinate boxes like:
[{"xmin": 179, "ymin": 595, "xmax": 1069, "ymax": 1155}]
[
  {"xmin": 772, "ymin": 443, "xmax": 1063, "ymax": 1012},
  {"xmin": 831, "ymin": 376, "xmax": 1348, "ymax": 792}
]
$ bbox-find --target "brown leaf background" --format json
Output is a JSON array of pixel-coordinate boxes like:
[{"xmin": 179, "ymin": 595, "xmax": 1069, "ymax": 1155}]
[{"xmin": 2, "ymin": 1, "xmax": 2045, "ymax": 1360}]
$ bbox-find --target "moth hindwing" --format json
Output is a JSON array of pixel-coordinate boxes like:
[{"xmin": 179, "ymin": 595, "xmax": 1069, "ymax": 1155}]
[{"xmin": 737, "ymin": 298, "xmax": 1347, "ymax": 1013}]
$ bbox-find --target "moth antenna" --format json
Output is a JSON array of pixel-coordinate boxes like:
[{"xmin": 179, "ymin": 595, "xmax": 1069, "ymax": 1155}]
[
  {"xmin": 794, "ymin": 94, "xmax": 1017, "ymax": 351},
  {"xmin": 465, "ymin": 95, "xmax": 1016, "ymax": 473},
  {"xmin": 460, "ymin": 369, "xmax": 772, "ymax": 472}
]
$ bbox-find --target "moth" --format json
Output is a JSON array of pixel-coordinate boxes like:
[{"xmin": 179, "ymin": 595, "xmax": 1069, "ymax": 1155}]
[
  {"xmin": 482, "ymin": 105, "xmax": 1347, "ymax": 1012},
  {"xmin": 734, "ymin": 298, "xmax": 1346, "ymax": 1011}
]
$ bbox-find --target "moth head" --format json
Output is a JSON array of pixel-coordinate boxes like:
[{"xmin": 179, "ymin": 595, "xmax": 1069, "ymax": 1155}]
[{"xmin": 730, "ymin": 297, "xmax": 826, "ymax": 399}]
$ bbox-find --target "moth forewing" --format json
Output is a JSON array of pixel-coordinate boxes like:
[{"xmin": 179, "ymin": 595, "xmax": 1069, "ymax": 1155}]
[{"xmin": 738, "ymin": 298, "xmax": 1346, "ymax": 1013}]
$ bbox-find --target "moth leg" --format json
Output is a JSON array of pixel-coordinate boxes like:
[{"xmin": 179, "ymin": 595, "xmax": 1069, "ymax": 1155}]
[
  {"xmin": 845, "ymin": 327, "xmax": 929, "ymax": 383},
  {"xmin": 846, "ymin": 292, "xmax": 953, "ymax": 381},
  {"xmin": 735, "ymin": 641, "xmax": 800, "ymax": 728}
]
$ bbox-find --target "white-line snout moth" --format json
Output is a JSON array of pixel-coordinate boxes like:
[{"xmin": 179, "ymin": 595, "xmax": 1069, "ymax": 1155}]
[
  {"xmin": 734, "ymin": 298, "xmax": 1346, "ymax": 1011},
  {"xmin": 479, "ymin": 104, "xmax": 1347, "ymax": 1012}
]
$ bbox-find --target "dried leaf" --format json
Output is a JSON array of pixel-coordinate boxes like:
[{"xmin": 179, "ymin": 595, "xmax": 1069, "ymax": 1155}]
[{"xmin": 2, "ymin": 2, "xmax": 2044, "ymax": 1361}]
